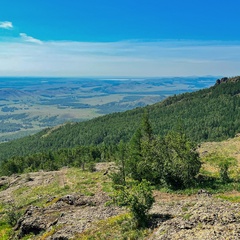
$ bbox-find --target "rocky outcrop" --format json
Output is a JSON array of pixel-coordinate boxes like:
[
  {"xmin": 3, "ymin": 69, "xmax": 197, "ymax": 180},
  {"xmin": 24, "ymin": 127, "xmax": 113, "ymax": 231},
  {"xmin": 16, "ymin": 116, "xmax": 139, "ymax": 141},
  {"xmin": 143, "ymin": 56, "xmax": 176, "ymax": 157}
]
[
  {"xmin": 216, "ymin": 77, "xmax": 228, "ymax": 84},
  {"xmin": 15, "ymin": 206, "xmax": 58, "ymax": 238},
  {"xmin": 2, "ymin": 168, "xmax": 240, "ymax": 239},
  {"xmin": 216, "ymin": 76, "xmax": 240, "ymax": 85},
  {"xmin": 14, "ymin": 192, "xmax": 123, "ymax": 239},
  {"xmin": 150, "ymin": 193, "xmax": 240, "ymax": 240}
]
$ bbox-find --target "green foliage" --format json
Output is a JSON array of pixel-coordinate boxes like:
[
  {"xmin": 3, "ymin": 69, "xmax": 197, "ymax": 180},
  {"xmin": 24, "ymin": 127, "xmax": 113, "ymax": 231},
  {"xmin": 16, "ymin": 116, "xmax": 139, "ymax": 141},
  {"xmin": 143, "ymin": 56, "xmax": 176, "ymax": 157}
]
[
  {"xmin": 112, "ymin": 180, "xmax": 155, "ymax": 228},
  {"xmin": 76, "ymin": 213, "xmax": 150, "ymax": 240},
  {"xmin": 5, "ymin": 203, "xmax": 22, "ymax": 227},
  {"xmin": 0, "ymin": 145, "xmax": 102, "ymax": 176},
  {"xmin": 126, "ymin": 112, "xmax": 164, "ymax": 184},
  {"xmin": 163, "ymin": 128, "xmax": 201, "ymax": 189},
  {"xmin": 1, "ymin": 109, "xmax": 201, "ymax": 192},
  {"xmin": 109, "ymin": 171, "xmax": 126, "ymax": 186},
  {"xmin": 127, "ymin": 128, "xmax": 143, "ymax": 181},
  {"xmin": 86, "ymin": 162, "xmax": 96, "ymax": 172},
  {"xmin": 0, "ymin": 220, "xmax": 13, "ymax": 240},
  {"xmin": 126, "ymin": 113, "xmax": 201, "ymax": 189},
  {"xmin": 114, "ymin": 140, "xmax": 127, "ymax": 185},
  {"xmin": 205, "ymin": 153, "xmax": 237, "ymax": 182},
  {"xmin": 141, "ymin": 109, "xmax": 153, "ymax": 142},
  {"xmin": 1, "ymin": 78, "xmax": 240, "ymax": 161}
]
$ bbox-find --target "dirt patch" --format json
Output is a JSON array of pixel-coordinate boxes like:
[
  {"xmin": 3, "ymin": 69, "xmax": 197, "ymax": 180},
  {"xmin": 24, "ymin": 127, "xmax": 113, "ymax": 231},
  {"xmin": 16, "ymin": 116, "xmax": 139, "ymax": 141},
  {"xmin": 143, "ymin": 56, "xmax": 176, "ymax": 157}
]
[
  {"xmin": 2, "ymin": 166, "xmax": 240, "ymax": 239},
  {"xmin": 153, "ymin": 191, "xmax": 194, "ymax": 203}
]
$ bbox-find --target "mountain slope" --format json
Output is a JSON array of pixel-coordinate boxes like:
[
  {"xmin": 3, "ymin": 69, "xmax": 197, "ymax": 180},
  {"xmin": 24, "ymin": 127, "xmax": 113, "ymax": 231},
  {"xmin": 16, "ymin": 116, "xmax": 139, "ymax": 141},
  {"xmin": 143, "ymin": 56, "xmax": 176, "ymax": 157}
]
[{"xmin": 0, "ymin": 76, "xmax": 240, "ymax": 161}]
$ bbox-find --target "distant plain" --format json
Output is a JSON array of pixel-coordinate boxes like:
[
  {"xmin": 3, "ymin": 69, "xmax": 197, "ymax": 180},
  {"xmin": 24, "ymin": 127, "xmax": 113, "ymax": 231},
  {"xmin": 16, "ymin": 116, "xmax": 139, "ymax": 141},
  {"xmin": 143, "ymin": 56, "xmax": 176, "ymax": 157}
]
[{"xmin": 0, "ymin": 77, "xmax": 217, "ymax": 142}]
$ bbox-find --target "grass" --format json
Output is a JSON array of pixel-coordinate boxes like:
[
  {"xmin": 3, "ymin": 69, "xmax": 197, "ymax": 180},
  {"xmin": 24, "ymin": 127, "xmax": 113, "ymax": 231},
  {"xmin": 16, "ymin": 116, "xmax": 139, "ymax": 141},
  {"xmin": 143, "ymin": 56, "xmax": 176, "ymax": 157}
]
[
  {"xmin": 158, "ymin": 179, "xmax": 240, "ymax": 196},
  {"xmin": 0, "ymin": 184, "xmax": 8, "ymax": 192},
  {"xmin": 40, "ymin": 225, "xmax": 64, "ymax": 240},
  {"xmin": 199, "ymin": 135, "xmax": 240, "ymax": 168},
  {"xmin": 182, "ymin": 213, "xmax": 192, "ymax": 220},
  {"xmin": 216, "ymin": 191, "xmax": 240, "ymax": 203},
  {"xmin": 0, "ymin": 221, "xmax": 12, "ymax": 240},
  {"xmin": 10, "ymin": 168, "xmax": 109, "ymax": 209},
  {"xmin": 0, "ymin": 166, "xmax": 156, "ymax": 239},
  {"xmin": 216, "ymin": 195, "xmax": 240, "ymax": 202},
  {"xmin": 75, "ymin": 213, "xmax": 151, "ymax": 240},
  {"xmin": 101, "ymin": 181, "xmax": 112, "ymax": 193},
  {"xmin": 2, "ymin": 134, "xmax": 240, "ymax": 239},
  {"xmin": 0, "ymin": 167, "xmax": 111, "ymax": 239},
  {"xmin": 156, "ymin": 135, "xmax": 240, "ymax": 196}
]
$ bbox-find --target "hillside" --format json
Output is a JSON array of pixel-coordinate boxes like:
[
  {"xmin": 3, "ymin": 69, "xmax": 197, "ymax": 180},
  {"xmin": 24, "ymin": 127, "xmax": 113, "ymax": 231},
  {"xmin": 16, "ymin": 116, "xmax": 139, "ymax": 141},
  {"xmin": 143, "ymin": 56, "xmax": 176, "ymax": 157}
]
[
  {"xmin": 1, "ymin": 121, "xmax": 240, "ymax": 239},
  {"xmin": 0, "ymin": 76, "xmax": 240, "ymax": 161},
  {"xmin": 1, "ymin": 135, "xmax": 240, "ymax": 239},
  {"xmin": 0, "ymin": 77, "xmax": 213, "ymax": 143}
]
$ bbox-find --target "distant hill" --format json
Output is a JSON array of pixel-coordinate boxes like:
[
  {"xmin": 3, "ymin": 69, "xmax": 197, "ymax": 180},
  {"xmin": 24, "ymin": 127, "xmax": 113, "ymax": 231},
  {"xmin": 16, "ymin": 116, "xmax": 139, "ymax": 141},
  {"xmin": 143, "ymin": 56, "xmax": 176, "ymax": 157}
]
[
  {"xmin": 0, "ymin": 89, "xmax": 34, "ymax": 100},
  {"xmin": 0, "ymin": 76, "xmax": 215, "ymax": 142},
  {"xmin": 0, "ymin": 76, "xmax": 240, "ymax": 161}
]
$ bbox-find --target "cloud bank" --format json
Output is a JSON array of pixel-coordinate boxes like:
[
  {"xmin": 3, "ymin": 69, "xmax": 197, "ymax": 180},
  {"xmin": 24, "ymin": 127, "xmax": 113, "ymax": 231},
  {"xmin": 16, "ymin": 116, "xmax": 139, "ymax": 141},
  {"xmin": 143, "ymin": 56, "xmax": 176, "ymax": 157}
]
[
  {"xmin": 0, "ymin": 22, "xmax": 239, "ymax": 77},
  {"xmin": 20, "ymin": 33, "xmax": 43, "ymax": 44},
  {"xmin": 0, "ymin": 21, "xmax": 13, "ymax": 29}
]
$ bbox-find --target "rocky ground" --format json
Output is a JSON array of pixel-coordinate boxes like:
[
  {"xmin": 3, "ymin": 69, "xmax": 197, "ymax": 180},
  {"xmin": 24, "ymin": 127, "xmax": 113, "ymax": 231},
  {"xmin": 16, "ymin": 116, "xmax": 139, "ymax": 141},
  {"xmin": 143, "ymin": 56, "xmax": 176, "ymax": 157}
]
[
  {"xmin": 150, "ymin": 191, "xmax": 240, "ymax": 239},
  {"xmin": 1, "ymin": 165, "xmax": 240, "ymax": 239},
  {"xmin": 14, "ymin": 192, "xmax": 122, "ymax": 239}
]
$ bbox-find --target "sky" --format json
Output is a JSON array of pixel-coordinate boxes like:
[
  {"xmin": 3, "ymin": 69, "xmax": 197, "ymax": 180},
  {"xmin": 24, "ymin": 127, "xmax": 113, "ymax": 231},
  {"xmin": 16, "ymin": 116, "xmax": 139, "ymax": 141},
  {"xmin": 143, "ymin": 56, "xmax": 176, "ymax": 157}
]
[{"xmin": 0, "ymin": 0, "xmax": 240, "ymax": 77}]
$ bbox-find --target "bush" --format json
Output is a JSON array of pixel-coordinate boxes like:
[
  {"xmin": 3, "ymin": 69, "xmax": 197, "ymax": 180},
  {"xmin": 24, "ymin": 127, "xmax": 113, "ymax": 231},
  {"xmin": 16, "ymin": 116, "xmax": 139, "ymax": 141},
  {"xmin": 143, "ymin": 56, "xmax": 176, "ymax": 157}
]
[
  {"xmin": 109, "ymin": 171, "xmax": 126, "ymax": 187},
  {"xmin": 6, "ymin": 203, "xmax": 22, "ymax": 227},
  {"xmin": 163, "ymin": 129, "xmax": 201, "ymax": 189},
  {"xmin": 205, "ymin": 153, "xmax": 237, "ymax": 182},
  {"xmin": 112, "ymin": 180, "xmax": 154, "ymax": 228},
  {"xmin": 86, "ymin": 162, "xmax": 96, "ymax": 172}
]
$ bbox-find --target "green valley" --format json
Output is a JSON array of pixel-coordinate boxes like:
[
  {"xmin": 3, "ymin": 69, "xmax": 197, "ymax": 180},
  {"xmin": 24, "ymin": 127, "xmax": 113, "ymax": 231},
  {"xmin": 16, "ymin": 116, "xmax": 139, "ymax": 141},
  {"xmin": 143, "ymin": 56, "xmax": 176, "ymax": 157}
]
[
  {"xmin": 1, "ymin": 76, "xmax": 240, "ymax": 239},
  {"xmin": 0, "ymin": 76, "xmax": 239, "ymax": 161},
  {"xmin": 0, "ymin": 77, "xmax": 215, "ymax": 142}
]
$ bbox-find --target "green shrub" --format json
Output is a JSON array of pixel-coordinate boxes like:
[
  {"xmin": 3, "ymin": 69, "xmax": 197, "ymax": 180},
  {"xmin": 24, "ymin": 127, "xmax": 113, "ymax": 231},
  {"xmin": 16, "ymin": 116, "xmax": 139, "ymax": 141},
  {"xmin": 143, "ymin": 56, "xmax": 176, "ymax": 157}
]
[
  {"xmin": 205, "ymin": 153, "xmax": 237, "ymax": 182},
  {"xmin": 86, "ymin": 162, "xmax": 96, "ymax": 172},
  {"xmin": 163, "ymin": 129, "xmax": 201, "ymax": 189},
  {"xmin": 6, "ymin": 203, "xmax": 22, "ymax": 227},
  {"xmin": 112, "ymin": 180, "xmax": 154, "ymax": 228}
]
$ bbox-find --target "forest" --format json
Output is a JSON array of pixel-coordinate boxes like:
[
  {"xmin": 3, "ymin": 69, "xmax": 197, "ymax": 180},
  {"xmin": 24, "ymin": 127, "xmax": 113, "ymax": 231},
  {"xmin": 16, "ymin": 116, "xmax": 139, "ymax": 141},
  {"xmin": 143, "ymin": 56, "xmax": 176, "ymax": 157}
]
[
  {"xmin": 1, "ymin": 76, "xmax": 240, "ymax": 187},
  {"xmin": 1, "ymin": 77, "xmax": 240, "ymax": 238},
  {"xmin": 0, "ymin": 110, "xmax": 201, "ymax": 191},
  {"xmin": 0, "ymin": 77, "xmax": 239, "ymax": 161}
]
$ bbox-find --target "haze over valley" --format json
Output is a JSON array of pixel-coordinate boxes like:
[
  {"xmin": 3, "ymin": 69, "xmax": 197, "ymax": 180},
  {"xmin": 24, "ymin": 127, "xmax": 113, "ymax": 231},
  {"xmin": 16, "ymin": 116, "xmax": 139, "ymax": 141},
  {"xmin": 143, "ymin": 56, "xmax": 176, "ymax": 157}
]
[
  {"xmin": 0, "ymin": 76, "xmax": 216, "ymax": 142},
  {"xmin": 1, "ymin": 1, "xmax": 240, "ymax": 239}
]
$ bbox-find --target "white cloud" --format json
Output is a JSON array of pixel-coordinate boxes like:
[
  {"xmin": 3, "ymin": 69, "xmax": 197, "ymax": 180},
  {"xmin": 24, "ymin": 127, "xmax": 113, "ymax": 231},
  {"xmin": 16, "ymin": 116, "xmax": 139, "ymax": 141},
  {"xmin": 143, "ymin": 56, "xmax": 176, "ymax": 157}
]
[
  {"xmin": 20, "ymin": 33, "xmax": 42, "ymax": 44},
  {"xmin": 0, "ymin": 39, "xmax": 239, "ymax": 77},
  {"xmin": 0, "ymin": 21, "xmax": 13, "ymax": 29}
]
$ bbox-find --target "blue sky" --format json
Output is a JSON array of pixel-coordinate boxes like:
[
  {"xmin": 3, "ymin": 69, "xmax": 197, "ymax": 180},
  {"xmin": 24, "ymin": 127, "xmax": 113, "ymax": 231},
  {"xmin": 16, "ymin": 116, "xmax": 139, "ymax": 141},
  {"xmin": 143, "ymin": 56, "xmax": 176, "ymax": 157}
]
[{"xmin": 0, "ymin": 0, "xmax": 240, "ymax": 77}]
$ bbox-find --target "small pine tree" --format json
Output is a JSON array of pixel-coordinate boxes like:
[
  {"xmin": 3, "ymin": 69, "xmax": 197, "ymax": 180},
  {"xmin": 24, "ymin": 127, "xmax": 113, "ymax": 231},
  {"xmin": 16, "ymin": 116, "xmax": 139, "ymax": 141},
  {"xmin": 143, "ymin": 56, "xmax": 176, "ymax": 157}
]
[
  {"xmin": 163, "ymin": 129, "xmax": 201, "ymax": 188},
  {"xmin": 127, "ymin": 110, "xmax": 164, "ymax": 184},
  {"xmin": 141, "ymin": 109, "xmax": 153, "ymax": 142},
  {"xmin": 205, "ymin": 153, "xmax": 237, "ymax": 182},
  {"xmin": 112, "ymin": 180, "xmax": 154, "ymax": 228},
  {"xmin": 127, "ymin": 128, "xmax": 143, "ymax": 181}
]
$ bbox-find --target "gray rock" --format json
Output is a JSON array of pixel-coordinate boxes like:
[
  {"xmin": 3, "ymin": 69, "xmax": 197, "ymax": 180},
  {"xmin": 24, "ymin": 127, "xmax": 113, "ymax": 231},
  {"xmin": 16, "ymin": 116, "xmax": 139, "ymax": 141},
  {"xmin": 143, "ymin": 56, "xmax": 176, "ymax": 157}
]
[{"xmin": 150, "ymin": 195, "xmax": 240, "ymax": 239}]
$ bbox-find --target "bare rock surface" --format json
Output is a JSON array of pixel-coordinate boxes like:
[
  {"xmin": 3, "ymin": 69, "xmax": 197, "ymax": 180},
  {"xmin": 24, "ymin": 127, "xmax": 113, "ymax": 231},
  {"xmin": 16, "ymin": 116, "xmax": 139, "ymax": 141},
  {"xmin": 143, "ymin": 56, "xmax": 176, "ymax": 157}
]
[
  {"xmin": 0, "ymin": 171, "xmax": 60, "ymax": 203},
  {"xmin": 15, "ymin": 191, "xmax": 122, "ymax": 239},
  {"xmin": 150, "ymin": 192, "xmax": 240, "ymax": 240},
  {"xmin": 1, "ymin": 168, "xmax": 240, "ymax": 239}
]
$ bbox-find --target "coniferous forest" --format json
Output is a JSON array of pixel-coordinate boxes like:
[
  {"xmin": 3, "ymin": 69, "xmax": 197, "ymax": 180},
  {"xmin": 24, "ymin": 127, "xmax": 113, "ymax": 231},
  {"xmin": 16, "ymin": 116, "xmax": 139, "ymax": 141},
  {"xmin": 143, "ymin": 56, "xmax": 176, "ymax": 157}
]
[
  {"xmin": 0, "ymin": 76, "xmax": 239, "ymax": 183},
  {"xmin": 0, "ymin": 77, "xmax": 240, "ymax": 162},
  {"xmin": 1, "ymin": 77, "xmax": 240, "ymax": 239}
]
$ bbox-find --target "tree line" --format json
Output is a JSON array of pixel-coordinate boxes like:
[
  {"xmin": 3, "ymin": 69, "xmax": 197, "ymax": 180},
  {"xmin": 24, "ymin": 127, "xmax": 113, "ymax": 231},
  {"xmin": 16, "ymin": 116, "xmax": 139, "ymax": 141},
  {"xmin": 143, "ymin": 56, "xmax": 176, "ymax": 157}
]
[
  {"xmin": 0, "ymin": 78, "xmax": 240, "ymax": 162},
  {"xmin": 0, "ymin": 111, "xmax": 201, "ymax": 192}
]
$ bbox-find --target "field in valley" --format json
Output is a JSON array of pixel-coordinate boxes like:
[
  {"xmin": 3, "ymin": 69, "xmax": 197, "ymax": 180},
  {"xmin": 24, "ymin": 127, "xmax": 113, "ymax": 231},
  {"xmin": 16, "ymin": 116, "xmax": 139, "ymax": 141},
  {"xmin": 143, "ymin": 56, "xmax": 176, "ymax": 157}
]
[{"xmin": 0, "ymin": 76, "xmax": 216, "ymax": 142}]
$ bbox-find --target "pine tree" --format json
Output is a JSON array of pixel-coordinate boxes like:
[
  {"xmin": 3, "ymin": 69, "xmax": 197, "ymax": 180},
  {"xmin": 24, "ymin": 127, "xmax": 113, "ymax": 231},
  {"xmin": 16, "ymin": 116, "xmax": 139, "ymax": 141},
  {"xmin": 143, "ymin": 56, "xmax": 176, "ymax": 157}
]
[{"xmin": 141, "ymin": 109, "xmax": 153, "ymax": 142}]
